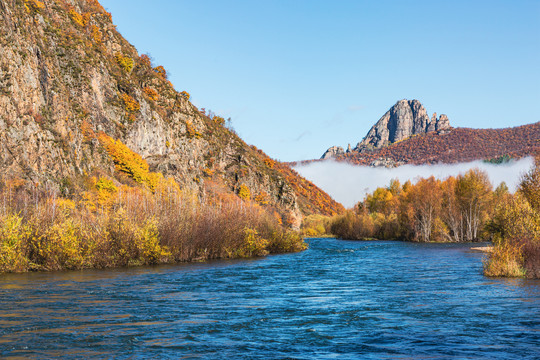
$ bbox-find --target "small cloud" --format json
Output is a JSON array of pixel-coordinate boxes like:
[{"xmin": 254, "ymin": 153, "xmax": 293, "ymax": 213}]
[
  {"xmin": 324, "ymin": 105, "xmax": 365, "ymax": 127},
  {"xmin": 294, "ymin": 131, "xmax": 311, "ymax": 141},
  {"xmin": 325, "ymin": 112, "xmax": 344, "ymax": 127},
  {"xmin": 278, "ymin": 130, "xmax": 312, "ymax": 144},
  {"xmin": 347, "ymin": 105, "xmax": 364, "ymax": 112}
]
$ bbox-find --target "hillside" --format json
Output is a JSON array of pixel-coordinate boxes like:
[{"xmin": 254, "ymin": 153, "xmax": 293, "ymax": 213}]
[
  {"xmin": 322, "ymin": 99, "xmax": 450, "ymax": 159},
  {"xmin": 0, "ymin": 0, "xmax": 343, "ymax": 223},
  {"xmin": 319, "ymin": 99, "xmax": 539, "ymax": 166},
  {"xmin": 337, "ymin": 122, "xmax": 540, "ymax": 166}
]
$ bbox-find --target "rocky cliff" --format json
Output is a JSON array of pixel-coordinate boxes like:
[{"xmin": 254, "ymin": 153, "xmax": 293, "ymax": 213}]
[
  {"xmin": 0, "ymin": 0, "xmax": 344, "ymax": 221},
  {"xmin": 315, "ymin": 122, "xmax": 540, "ymax": 167},
  {"xmin": 322, "ymin": 99, "xmax": 451, "ymax": 159}
]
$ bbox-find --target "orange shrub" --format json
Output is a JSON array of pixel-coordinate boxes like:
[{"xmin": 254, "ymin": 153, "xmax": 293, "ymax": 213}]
[
  {"xmin": 139, "ymin": 54, "xmax": 152, "ymax": 68},
  {"xmin": 203, "ymin": 168, "xmax": 215, "ymax": 177},
  {"xmin": 119, "ymin": 93, "xmax": 140, "ymax": 121},
  {"xmin": 91, "ymin": 25, "xmax": 102, "ymax": 44},
  {"xmin": 180, "ymin": 91, "xmax": 190, "ymax": 100},
  {"xmin": 154, "ymin": 66, "xmax": 167, "ymax": 79},
  {"xmin": 185, "ymin": 122, "xmax": 202, "ymax": 139},
  {"xmin": 144, "ymin": 87, "xmax": 159, "ymax": 101},
  {"xmin": 80, "ymin": 119, "xmax": 96, "ymax": 140},
  {"xmin": 264, "ymin": 158, "xmax": 275, "ymax": 168},
  {"xmin": 255, "ymin": 191, "xmax": 270, "ymax": 205},
  {"xmin": 69, "ymin": 9, "xmax": 86, "ymax": 27}
]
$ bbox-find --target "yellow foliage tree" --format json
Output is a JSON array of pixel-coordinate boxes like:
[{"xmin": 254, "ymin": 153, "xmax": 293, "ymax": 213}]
[
  {"xmin": 119, "ymin": 93, "xmax": 140, "ymax": 121},
  {"xmin": 95, "ymin": 177, "xmax": 118, "ymax": 205},
  {"xmin": 366, "ymin": 187, "xmax": 394, "ymax": 215},
  {"xmin": 456, "ymin": 168, "xmax": 493, "ymax": 241},
  {"xmin": 238, "ymin": 184, "xmax": 251, "ymax": 200},
  {"xmin": 98, "ymin": 133, "xmax": 162, "ymax": 191},
  {"xmin": 519, "ymin": 164, "xmax": 540, "ymax": 212},
  {"xmin": 0, "ymin": 214, "xmax": 31, "ymax": 272},
  {"xmin": 116, "ymin": 54, "xmax": 134, "ymax": 73},
  {"xmin": 91, "ymin": 25, "xmax": 102, "ymax": 44},
  {"xmin": 24, "ymin": 0, "xmax": 44, "ymax": 13},
  {"xmin": 69, "ymin": 9, "xmax": 86, "ymax": 27},
  {"xmin": 239, "ymin": 228, "xmax": 269, "ymax": 257}
]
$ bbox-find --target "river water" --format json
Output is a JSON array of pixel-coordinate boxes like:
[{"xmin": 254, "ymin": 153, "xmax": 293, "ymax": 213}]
[{"xmin": 0, "ymin": 239, "xmax": 539, "ymax": 359}]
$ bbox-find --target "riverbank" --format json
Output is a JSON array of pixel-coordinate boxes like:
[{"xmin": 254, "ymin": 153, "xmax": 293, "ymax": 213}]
[
  {"xmin": 0, "ymin": 179, "xmax": 306, "ymax": 273},
  {"xmin": 314, "ymin": 161, "xmax": 540, "ymax": 279}
]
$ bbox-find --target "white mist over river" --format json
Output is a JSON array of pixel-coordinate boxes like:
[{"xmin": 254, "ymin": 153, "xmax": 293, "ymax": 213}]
[{"xmin": 293, "ymin": 157, "xmax": 535, "ymax": 208}]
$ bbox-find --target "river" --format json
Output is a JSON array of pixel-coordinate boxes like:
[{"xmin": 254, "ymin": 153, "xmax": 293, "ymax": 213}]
[{"xmin": 1, "ymin": 239, "xmax": 539, "ymax": 359}]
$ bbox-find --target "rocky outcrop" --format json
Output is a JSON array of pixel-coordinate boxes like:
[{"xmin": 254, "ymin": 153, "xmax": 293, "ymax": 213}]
[
  {"xmin": 0, "ymin": 0, "xmax": 344, "ymax": 218},
  {"xmin": 356, "ymin": 99, "xmax": 451, "ymax": 149},
  {"xmin": 321, "ymin": 99, "xmax": 451, "ymax": 158},
  {"xmin": 321, "ymin": 146, "xmax": 345, "ymax": 159},
  {"xmin": 326, "ymin": 122, "xmax": 540, "ymax": 166},
  {"xmin": 320, "ymin": 144, "xmax": 354, "ymax": 159},
  {"xmin": 436, "ymin": 114, "xmax": 450, "ymax": 133}
]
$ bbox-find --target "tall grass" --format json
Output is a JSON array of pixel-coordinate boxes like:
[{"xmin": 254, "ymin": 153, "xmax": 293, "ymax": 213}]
[{"xmin": 0, "ymin": 179, "xmax": 306, "ymax": 273}]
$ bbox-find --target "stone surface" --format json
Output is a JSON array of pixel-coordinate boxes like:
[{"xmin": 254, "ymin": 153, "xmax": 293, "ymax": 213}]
[
  {"xmin": 356, "ymin": 99, "xmax": 451, "ymax": 149},
  {"xmin": 436, "ymin": 114, "xmax": 450, "ymax": 132},
  {"xmin": 321, "ymin": 99, "xmax": 451, "ymax": 158},
  {"xmin": 321, "ymin": 146, "xmax": 344, "ymax": 159},
  {"xmin": 0, "ymin": 0, "xmax": 344, "ymax": 220}
]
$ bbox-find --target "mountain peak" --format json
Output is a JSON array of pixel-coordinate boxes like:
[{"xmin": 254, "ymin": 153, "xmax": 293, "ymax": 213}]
[
  {"xmin": 321, "ymin": 99, "xmax": 451, "ymax": 159},
  {"xmin": 356, "ymin": 99, "xmax": 451, "ymax": 149}
]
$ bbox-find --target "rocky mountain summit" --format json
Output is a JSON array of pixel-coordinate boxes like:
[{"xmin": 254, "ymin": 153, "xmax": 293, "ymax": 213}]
[
  {"xmin": 316, "ymin": 99, "xmax": 539, "ymax": 167},
  {"xmin": 357, "ymin": 99, "xmax": 451, "ymax": 149},
  {"xmin": 322, "ymin": 99, "xmax": 451, "ymax": 159},
  {"xmin": 0, "ymin": 0, "xmax": 343, "ymax": 222}
]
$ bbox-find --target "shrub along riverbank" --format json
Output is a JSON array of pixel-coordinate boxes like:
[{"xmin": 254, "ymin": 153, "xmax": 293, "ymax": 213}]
[
  {"xmin": 329, "ymin": 168, "xmax": 499, "ymax": 243},
  {"xmin": 0, "ymin": 177, "xmax": 306, "ymax": 273},
  {"xmin": 483, "ymin": 162, "xmax": 540, "ymax": 278},
  {"xmin": 301, "ymin": 161, "xmax": 540, "ymax": 279}
]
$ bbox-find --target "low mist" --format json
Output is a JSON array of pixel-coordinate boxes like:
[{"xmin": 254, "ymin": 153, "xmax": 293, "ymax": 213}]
[{"xmin": 293, "ymin": 157, "xmax": 535, "ymax": 208}]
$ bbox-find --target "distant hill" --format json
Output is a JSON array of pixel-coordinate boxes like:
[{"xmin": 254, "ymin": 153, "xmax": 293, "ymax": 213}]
[
  {"xmin": 322, "ymin": 99, "xmax": 450, "ymax": 159},
  {"xmin": 319, "ymin": 100, "xmax": 539, "ymax": 166},
  {"xmin": 0, "ymin": 0, "xmax": 344, "ymax": 220}
]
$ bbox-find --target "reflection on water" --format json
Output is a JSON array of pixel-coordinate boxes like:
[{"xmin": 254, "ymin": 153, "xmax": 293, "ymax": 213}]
[{"xmin": 1, "ymin": 239, "xmax": 539, "ymax": 359}]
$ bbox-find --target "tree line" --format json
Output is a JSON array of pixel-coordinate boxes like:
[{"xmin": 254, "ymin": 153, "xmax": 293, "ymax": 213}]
[
  {"xmin": 303, "ymin": 160, "xmax": 540, "ymax": 278},
  {"xmin": 330, "ymin": 168, "xmax": 500, "ymax": 242}
]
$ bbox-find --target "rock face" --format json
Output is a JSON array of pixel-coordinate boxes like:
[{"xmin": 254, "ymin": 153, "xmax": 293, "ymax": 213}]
[
  {"xmin": 321, "ymin": 146, "xmax": 345, "ymax": 159},
  {"xmin": 321, "ymin": 99, "xmax": 451, "ymax": 158},
  {"xmin": 0, "ymin": 0, "xmax": 344, "ymax": 219},
  {"xmin": 357, "ymin": 99, "xmax": 451, "ymax": 149}
]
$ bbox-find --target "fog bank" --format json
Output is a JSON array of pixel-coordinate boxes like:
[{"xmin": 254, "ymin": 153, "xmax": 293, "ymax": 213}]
[{"xmin": 293, "ymin": 158, "xmax": 534, "ymax": 208}]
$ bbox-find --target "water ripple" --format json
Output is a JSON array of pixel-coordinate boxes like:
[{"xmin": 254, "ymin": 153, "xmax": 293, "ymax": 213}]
[{"xmin": 0, "ymin": 239, "xmax": 539, "ymax": 359}]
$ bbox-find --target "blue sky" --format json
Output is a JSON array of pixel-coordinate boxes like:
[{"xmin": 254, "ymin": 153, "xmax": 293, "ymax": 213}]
[{"xmin": 99, "ymin": 0, "xmax": 540, "ymax": 162}]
